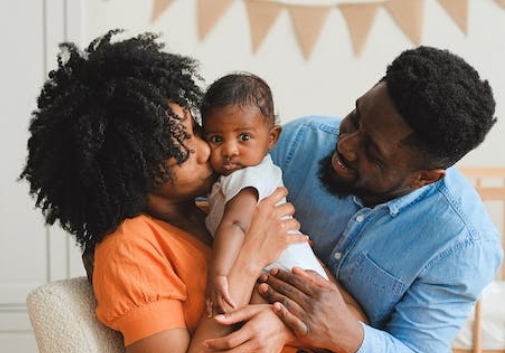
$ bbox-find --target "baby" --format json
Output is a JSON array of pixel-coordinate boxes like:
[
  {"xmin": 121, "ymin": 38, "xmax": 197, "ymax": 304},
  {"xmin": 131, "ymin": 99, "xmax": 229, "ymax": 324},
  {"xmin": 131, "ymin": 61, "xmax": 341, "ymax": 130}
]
[{"xmin": 201, "ymin": 72, "xmax": 328, "ymax": 316}]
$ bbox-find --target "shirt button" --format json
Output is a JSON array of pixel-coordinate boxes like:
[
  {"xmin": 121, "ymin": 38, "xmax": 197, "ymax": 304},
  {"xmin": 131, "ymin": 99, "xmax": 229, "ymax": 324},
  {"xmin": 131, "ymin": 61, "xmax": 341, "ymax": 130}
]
[
  {"xmin": 334, "ymin": 252, "xmax": 342, "ymax": 260},
  {"xmin": 356, "ymin": 215, "xmax": 364, "ymax": 222}
]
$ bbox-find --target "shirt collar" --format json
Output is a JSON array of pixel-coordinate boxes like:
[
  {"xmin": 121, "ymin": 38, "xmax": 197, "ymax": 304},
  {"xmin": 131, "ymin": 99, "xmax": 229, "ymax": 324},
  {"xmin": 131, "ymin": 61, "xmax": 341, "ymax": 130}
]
[{"xmin": 352, "ymin": 182, "xmax": 437, "ymax": 217}]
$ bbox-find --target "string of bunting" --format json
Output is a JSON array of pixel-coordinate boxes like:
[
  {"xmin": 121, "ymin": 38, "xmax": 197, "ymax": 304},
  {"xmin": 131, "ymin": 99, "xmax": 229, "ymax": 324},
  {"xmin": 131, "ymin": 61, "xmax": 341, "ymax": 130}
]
[{"xmin": 115, "ymin": 0, "xmax": 505, "ymax": 59}]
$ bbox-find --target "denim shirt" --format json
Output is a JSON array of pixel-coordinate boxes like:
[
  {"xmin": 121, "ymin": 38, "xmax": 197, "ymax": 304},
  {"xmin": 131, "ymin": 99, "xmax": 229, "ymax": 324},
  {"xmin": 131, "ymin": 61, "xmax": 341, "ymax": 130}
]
[{"xmin": 270, "ymin": 116, "xmax": 503, "ymax": 353}]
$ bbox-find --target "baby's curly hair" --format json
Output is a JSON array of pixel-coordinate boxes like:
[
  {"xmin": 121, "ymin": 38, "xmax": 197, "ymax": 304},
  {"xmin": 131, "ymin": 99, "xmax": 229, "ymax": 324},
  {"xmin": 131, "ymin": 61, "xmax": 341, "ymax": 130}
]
[
  {"xmin": 19, "ymin": 29, "xmax": 204, "ymax": 250},
  {"xmin": 200, "ymin": 71, "xmax": 277, "ymax": 124},
  {"xmin": 384, "ymin": 46, "xmax": 497, "ymax": 168}
]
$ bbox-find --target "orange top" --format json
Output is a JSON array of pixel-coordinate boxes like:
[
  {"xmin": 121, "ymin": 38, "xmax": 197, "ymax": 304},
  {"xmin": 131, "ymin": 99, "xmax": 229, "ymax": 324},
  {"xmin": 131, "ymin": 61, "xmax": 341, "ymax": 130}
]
[
  {"xmin": 93, "ymin": 214, "xmax": 301, "ymax": 352},
  {"xmin": 93, "ymin": 214, "xmax": 211, "ymax": 345}
]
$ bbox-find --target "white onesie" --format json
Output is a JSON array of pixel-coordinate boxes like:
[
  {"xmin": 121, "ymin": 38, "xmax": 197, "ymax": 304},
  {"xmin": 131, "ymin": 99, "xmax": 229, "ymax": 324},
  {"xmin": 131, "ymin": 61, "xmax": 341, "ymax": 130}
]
[{"xmin": 206, "ymin": 154, "xmax": 328, "ymax": 279}]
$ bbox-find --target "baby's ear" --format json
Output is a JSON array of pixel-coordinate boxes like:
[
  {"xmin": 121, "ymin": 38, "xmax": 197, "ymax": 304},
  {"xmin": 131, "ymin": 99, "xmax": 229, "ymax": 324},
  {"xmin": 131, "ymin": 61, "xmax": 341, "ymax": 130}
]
[{"xmin": 268, "ymin": 125, "xmax": 282, "ymax": 149}]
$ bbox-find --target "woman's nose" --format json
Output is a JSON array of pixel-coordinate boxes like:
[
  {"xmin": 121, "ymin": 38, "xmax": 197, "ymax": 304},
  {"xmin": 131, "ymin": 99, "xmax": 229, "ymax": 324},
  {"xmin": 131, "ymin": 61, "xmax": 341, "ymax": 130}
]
[{"xmin": 196, "ymin": 137, "xmax": 212, "ymax": 164}]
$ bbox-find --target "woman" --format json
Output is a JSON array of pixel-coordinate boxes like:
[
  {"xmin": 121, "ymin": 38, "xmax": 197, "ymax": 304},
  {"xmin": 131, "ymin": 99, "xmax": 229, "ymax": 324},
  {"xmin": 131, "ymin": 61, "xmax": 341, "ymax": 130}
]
[{"xmin": 20, "ymin": 30, "xmax": 306, "ymax": 353}]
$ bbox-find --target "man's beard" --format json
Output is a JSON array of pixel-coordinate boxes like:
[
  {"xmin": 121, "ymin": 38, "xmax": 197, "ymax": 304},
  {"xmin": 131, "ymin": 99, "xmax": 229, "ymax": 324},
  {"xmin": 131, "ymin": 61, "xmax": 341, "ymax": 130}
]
[{"xmin": 317, "ymin": 153, "xmax": 356, "ymax": 198}]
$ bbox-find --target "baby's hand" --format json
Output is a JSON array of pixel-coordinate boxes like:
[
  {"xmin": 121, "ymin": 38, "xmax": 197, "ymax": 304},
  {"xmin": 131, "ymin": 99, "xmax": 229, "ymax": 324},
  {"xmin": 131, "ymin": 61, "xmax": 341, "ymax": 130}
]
[{"xmin": 206, "ymin": 275, "xmax": 236, "ymax": 317}]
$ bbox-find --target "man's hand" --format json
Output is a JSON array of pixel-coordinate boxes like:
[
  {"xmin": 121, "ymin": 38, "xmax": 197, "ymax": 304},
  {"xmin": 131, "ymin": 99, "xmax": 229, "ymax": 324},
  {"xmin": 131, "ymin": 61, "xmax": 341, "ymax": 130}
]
[
  {"xmin": 201, "ymin": 304, "xmax": 294, "ymax": 353},
  {"xmin": 258, "ymin": 267, "xmax": 365, "ymax": 353}
]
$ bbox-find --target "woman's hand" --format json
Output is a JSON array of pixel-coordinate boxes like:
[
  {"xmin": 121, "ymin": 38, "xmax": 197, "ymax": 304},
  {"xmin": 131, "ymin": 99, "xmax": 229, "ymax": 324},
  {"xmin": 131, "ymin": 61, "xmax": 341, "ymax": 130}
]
[
  {"xmin": 201, "ymin": 304, "xmax": 295, "ymax": 353},
  {"xmin": 242, "ymin": 187, "xmax": 307, "ymax": 268},
  {"xmin": 258, "ymin": 267, "xmax": 365, "ymax": 353}
]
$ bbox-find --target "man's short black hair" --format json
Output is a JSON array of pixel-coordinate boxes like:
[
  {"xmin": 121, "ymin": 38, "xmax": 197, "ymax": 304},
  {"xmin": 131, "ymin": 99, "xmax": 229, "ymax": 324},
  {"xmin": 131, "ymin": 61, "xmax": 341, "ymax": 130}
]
[{"xmin": 384, "ymin": 46, "xmax": 496, "ymax": 168}]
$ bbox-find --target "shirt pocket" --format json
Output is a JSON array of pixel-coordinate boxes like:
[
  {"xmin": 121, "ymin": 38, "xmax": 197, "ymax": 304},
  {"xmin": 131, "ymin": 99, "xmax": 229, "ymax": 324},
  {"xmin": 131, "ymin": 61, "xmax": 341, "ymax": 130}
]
[{"xmin": 343, "ymin": 252, "xmax": 405, "ymax": 327}]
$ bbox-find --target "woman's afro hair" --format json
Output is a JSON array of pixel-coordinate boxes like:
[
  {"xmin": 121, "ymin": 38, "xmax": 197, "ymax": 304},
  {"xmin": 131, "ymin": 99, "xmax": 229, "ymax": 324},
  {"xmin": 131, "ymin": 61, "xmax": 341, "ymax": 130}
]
[
  {"xmin": 384, "ymin": 46, "xmax": 497, "ymax": 168},
  {"xmin": 19, "ymin": 29, "xmax": 204, "ymax": 249}
]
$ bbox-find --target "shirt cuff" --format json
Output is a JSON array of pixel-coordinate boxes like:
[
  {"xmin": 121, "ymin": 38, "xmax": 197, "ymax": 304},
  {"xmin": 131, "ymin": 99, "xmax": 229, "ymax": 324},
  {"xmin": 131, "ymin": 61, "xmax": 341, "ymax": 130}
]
[{"xmin": 354, "ymin": 322, "xmax": 374, "ymax": 353}]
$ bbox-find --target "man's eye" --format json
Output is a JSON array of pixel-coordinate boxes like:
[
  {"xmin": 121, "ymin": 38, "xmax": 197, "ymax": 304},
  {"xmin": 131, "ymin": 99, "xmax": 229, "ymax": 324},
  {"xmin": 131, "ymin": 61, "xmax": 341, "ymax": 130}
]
[
  {"xmin": 239, "ymin": 134, "xmax": 251, "ymax": 141},
  {"xmin": 210, "ymin": 136, "xmax": 222, "ymax": 143}
]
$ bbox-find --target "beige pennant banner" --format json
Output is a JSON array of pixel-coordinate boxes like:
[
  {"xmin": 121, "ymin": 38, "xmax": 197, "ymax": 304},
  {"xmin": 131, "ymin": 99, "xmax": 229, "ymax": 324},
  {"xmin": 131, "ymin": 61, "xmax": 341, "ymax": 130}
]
[
  {"xmin": 494, "ymin": 0, "xmax": 505, "ymax": 8},
  {"xmin": 137, "ymin": 0, "xmax": 505, "ymax": 59},
  {"xmin": 244, "ymin": 0, "xmax": 283, "ymax": 53},
  {"xmin": 339, "ymin": 3, "xmax": 380, "ymax": 55},
  {"xmin": 435, "ymin": 0, "xmax": 468, "ymax": 34},
  {"xmin": 288, "ymin": 4, "xmax": 332, "ymax": 60},
  {"xmin": 384, "ymin": 0, "xmax": 424, "ymax": 46},
  {"xmin": 198, "ymin": 0, "xmax": 235, "ymax": 41},
  {"xmin": 152, "ymin": 0, "xmax": 176, "ymax": 22}
]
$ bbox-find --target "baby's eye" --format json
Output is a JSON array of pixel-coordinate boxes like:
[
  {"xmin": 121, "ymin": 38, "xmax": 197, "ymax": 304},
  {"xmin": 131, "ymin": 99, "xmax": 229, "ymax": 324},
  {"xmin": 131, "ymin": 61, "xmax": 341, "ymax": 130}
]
[
  {"xmin": 239, "ymin": 134, "xmax": 251, "ymax": 142},
  {"xmin": 209, "ymin": 135, "xmax": 223, "ymax": 144}
]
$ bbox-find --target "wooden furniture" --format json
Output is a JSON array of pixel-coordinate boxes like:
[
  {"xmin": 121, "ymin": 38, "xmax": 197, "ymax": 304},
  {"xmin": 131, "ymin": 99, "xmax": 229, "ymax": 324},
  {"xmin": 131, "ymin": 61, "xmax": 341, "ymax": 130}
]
[{"xmin": 453, "ymin": 167, "xmax": 505, "ymax": 353}]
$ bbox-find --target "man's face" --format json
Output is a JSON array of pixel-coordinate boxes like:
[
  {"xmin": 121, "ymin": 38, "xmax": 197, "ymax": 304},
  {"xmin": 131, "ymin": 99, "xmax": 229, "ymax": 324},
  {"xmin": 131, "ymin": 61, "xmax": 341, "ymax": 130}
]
[{"xmin": 319, "ymin": 82, "xmax": 424, "ymax": 207}]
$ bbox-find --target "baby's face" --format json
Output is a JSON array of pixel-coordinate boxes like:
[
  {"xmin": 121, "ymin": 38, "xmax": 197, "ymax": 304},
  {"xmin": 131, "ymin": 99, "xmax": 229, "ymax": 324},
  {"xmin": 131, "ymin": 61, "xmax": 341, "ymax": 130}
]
[{"xmin": 203, "ymin": 105, "xmax": 278, "ymax": 176}]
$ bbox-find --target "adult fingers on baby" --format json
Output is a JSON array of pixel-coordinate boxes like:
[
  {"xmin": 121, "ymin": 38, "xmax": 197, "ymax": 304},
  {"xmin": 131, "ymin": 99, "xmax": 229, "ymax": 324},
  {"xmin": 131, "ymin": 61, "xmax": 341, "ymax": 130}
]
[
  {"xmin": 292, "ymin": 267, "xmax": 334, "ymax": 289},
  {"xmin": 266, "ymin": 187, "xmax": 289, "ymax": 205},
  {"xmin": 272, "ymin": 302, "xmax": 310, "ymax": 338},
  {"xmin": 275, "ymin": 201, "xmax": 296, "ymax": 219},
  {"xmin": 257, "ymin": 279, "xmax": 306, "ymax": 317},
  {"xmin": 262, "ymin": 268, "xmax": 315, "ymax": 298},
  {"xmin": 213, "ymin": 304, "xmax": 271, "ymax": 325}
]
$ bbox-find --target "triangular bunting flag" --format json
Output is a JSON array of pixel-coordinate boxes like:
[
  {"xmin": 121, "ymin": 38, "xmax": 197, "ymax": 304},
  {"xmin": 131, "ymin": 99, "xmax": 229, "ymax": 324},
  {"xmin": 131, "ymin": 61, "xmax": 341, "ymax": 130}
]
[
  {"xmin": 384, "ymin": 0, "xmax": 424, "ymax": 46},
  {"xmin": 339, "ymin": 3, "xmax": 380, "ymax": 56},
  {"xmin": 244, "ymin": 0, "xmax": 284, "ymax": 53},
  {"xmin": 151, "ymin": 0, "xmax": 176, "ymax": 22},
  {"xmin": 198, "ymin": 0, "xmax": 235, "ymax": 41},
  {"xmin": 288, "ymin": 5, "xmax": 331, "ymax": 60},
  {"xmin": 493, "ymin": 0, "xmax": 505, "ymax": 8},
  {"xmin": 435, "ymin": 0, "xmax": 468, "ymax": 34}
]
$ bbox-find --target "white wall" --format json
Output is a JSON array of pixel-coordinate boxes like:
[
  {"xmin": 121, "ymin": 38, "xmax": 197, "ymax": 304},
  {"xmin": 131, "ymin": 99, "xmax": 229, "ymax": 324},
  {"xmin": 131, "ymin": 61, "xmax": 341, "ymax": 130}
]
[
  {"xmin": 84, "ymin": 0, "xmax": 505, "ymax": 166},
  {"xmin": 0, "ymin": 1, "xmax": 86, "ymax": 351}
]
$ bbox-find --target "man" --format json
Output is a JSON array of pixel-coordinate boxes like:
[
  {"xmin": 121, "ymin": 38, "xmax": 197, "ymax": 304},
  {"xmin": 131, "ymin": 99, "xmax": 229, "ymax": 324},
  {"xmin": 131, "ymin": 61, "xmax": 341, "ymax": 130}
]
[{"xmin": 206, "ymin": 46, "xmax": 502, "ymax": 353}]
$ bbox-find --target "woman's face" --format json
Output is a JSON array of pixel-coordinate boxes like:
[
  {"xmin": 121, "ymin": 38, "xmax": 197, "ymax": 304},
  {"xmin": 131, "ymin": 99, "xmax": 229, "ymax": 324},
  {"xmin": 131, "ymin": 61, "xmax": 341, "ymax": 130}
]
[{"xmin": 153, "ymin": 104, "xmax": 216, "ymax": 202}]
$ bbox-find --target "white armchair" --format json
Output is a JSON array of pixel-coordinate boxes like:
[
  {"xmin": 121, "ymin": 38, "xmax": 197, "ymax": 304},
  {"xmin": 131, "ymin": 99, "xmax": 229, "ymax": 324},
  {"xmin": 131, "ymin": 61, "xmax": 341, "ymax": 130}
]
[{"xmin": 26, "ymin": 276, "xmax": 125, "ymax": 353}]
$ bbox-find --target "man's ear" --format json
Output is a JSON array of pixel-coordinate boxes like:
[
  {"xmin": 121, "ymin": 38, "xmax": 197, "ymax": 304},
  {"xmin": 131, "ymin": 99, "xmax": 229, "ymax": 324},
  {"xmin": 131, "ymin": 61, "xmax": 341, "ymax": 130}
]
[
  {"xmin": 268, "ymin": 125, "xmax": 282, "ymax": 150},
  {"xmin": 411, "ymin": 169, "xmax": 446, "ymax": 189}
]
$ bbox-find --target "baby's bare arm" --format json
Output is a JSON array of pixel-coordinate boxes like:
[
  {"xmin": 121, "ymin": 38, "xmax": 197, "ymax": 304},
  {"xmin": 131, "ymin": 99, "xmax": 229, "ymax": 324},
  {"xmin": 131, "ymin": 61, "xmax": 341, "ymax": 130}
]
[{"xmin": 208, "ymin": 187, "xmax": 259, "ymax": 315}]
